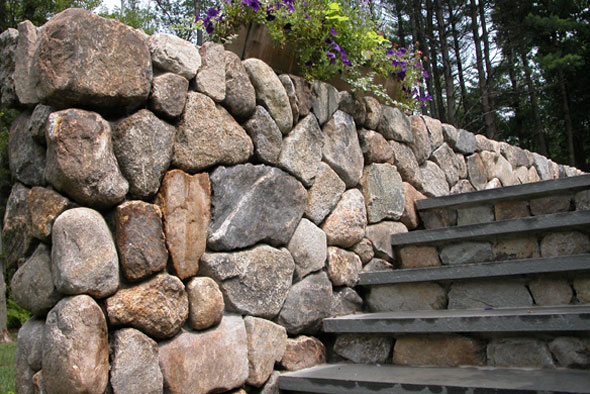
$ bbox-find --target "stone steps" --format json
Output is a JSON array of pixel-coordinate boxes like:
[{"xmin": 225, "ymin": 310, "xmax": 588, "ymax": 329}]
[{"xmin": 279, "ymin": 364, "xmax": 590, "ymax": 394}]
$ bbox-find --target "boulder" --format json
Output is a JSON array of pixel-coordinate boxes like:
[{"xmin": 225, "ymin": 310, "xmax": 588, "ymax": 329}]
[
  {"xmin": 442, "ymin": 123, "xmax": 458, "ymax": 147},
  {"xmin": 244, "ymin": 106, "xmax": 283, "ymax": 165},
  {"xmin": 419, "ymin": 160, "xmax": 450, "ymax": 197},
  {"xmin": 322, "ymin": 189, "xmax": 367, "ymax": 248},
  {"xmin": 574, "ymin": 274, "xmax": 590, "ymax": 303},
  {"xmin": 457, "ymin": 205, "xmax": 494, "ymax": 226},
  {"xmin": 487, "ymin": 338, "xmax": 554, "ymax": 368},
  {"xmin": 148, "ymin": 32, "xmax": 201, "ymax": 79},
  {"xmin": 366, "ymin": 221, "xmax": 407, "ymax": 261},
  {"xmin": 450, "ymin": 179, "xmax": 475, "ymax": 194},
  {"xmin": 378, "ymin": 106, "xmax": 412, "ymax": 142},
  {"xmin": 359, "ymin": 163, "xmax": 404, "ymax": 223},
  {"xmin": 389, "ymin": 140, "xmax": 422, "ymax": 187},
  {"xmin": 254, "ymin": 371, "xmax": 280, "ymax": 394},
  {"xmin": 322, "ymin": 110, "xmax": 364, "ymax": 187},
  {"xmin": 351, "ymin": 238, "xmax": 374, "ymax": 265},
  {"xmin": 15, "ymin": 317, "xmax": 44, "ymax": 394},
  {"xmin": 362, "ymin": 258, "xmax": 394, "ymax": 273},
  {"xmin": 362, "ymin": 96, "xmax": 382, "ymax": 130},
  {"xmin": 37, "ymin": 9, "xmax": 152, "ymax": 112},
  {"xmin": 280, "ymin": 74, "xmax": 300, "ymax": 121},
  {"xmin": 158, "ymin": 315, "xmax": 248, "ymax": 394},
  {"xmin": 393, "ymin": 335, "xmax": 485, "ymax": 367},
  {"xmin": 367, "ymin": 283, "xmax": 447, "ymax": 312},
  {"xmin": 42, "ymin": 296, "xmax": 109, "ymax": 394},
  {"xmin": 148, "ymin": 72, "xmax": 189, "ymax": 119},
  {"xmin": 116, "ymin": 201, "xmax": 168, "ymax": 282},
  {"xmin": 493, "ymin": 237, "xmax": 538, "ymax": 261},
  {"xmin": 466, "ymin": 153, "xmax": 488, "ymax": 191},
  {"xmin": 311, "ymin": 81, "xmax": 339, "ymax": 125},
  {"xmin": 28, "ymin": 104, "xmax": 54, "ymax": 144},
  {"xmin": 431, "ymin": 143, "xmax": 464, "ymax": 186},
  {"xmin": 289, "ymin": 75, "xmax": 313, "ymax": 117},
  {"xmin": 358, "ymin": 128, "xmax": 394, "ymax": 164},
  {"xmin": 2, "ymin": 183, "xmax": 35, "ymax": 267},
  {"xmin": 280, "ymin": 336, "xmax": 326, "ymax": 371},
  {"xmin": 327, "ymin": 247, "xmax": 362, "ymax": 287},
  {"xmin": 52, "ymin": 207, "xmax": 119, "ymax": 298},
  {"xmin": 500, "ymin": 142, "xmax": 529, "ymax": 168},
  {"xmin": 14, "ymin": 21, "xmax": 39, "ymax": 105},
  {"xmin": 334, "ymin": 334, "xmax": 394, "ymax": 364},
  {"xmin": 454, "ymin": 129, "xmax": 477, "ymax": 154},
  {"xmin": 533, "ymin": 152, "xmax": 552, "ymax": 180},
  {"xmin": 400, "ymin": 182, "xmax": 426, "ymax": 230},
  {"xmin": 159, "ymin": 170, "xmax": 210, "ymax": 279},
  {"xmin": 408, "ymin": 115, "xmax": 432, "ymax": 165},
  {"xmin": 529, "ymin": 277, "xmax": 572, "ymax": 306},
  {"xmin": 287, "ymin": 218, "xmax": 327, "ymax": 281},
  {"xmin": 422, "ymin": 115, "xmax": 444, "ymax": 149},
  {"xmin": 45, "ymin": 109, "xmax": 128, "ymax": 209},
  {"xmin": 448, "ymin": 279, "xmax": 533, "ymax": 309},
  {"xmin": 244, "ymin": 316, "xmax": 287, "ymax": 387},
  {"xmin": 305, "ymin": 162, "xmax": 346, "ymax": 225},
  {"xmin": 549, "ymin": 337, "xmax": 590, "ymax": 368},
  {"xmin": 173, "ymin": 92, "xmax": 253, "ymax": 172},
  {"xmin": 195, "ymin": 41, "xmax": 225, "ymax": 101},
  {"xmin": 419, "ymin": 207, "xmax": 457, "ymax": 229},
  {"xmin": 110, "ymin": 328, "xmax": 163, "ymax": 394},
  {"xmin": 575, "ymin": 190, "xmax": 590, "ymax": 211},
  {"xmin": 105, "ymin": 272, "xmax": 188, "ymax": 339},
  {"xmin": 186, "ymin": 277, "xmax": 224, "ymax": 330},
  {"xmin": 223, "ymin": 51, "xmax": 256, "ymax": 119},
  {"xmin": 540, "ymin": 231, "xmax": 590, "ymax": 257},
  {"xmin": 112, "ymin": 109, "xmax": 175, "ymax": 199},
  {"xmin": 0, "ymin": 28, "xmax": 18, "ymax": 106},
  {"xmin": 208, "ymin": 164, "xmax": 306, "ymax": 250},
  {"xmin": 338, "ymin": 91, "xmax": 366, "ymax": 125},
  {"xmin": 200, "ymin": 245, "xmax": 294, "ymax": 318},
  {"xmin": 530, "ymin": 195, "xmax": 572, "ymax": 216},
  {"xmin": 494, "ymin": 200, "xmax": 530, "ymax": 221},
  {"xmin": 331, "ymin": 287, "xmax": 363, "ymax": 316},
  {"xmin": 440, "ymin": 241, "xmax": 493, "ymax": 265},
  {"xmin": 27, "ymin": 186, "xmax": 71, "ymax": 242},
  {"xmin": 399, "ymin": 246, "xmax": 440, "ymax": 269},
  {"xmin": 9, "ymin": 111, "xmax": 46, "ymax": 186}
]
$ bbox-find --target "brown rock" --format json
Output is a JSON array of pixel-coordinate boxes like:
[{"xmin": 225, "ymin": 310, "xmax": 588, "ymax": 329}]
[
  {"xmin": 363, "ymin": 96, "xmax": 382, "ymax": 130},
  {"xmin": 27, "ymin": 187, "xmax": 71, "ymax": 242},
  {"xmin": 14, "ymin": 21, "xmax": 39, "ymax": 105},
  {"xmin": 322, "ymin": 189, "xmax": 367, "ymax": 248},
  {"xmin": 530, "ymin": 195, "xmax": 572, "ymax": 216},
  {"xmin": 149, "ymin": 72, "xmax": 189, "ymax": 119},
  {"xmin": 289, "ymin": 75, "xmax": 313, "ymax": 117},
  {"xmin": 494, "ymin": 200, "xmax": 530, "ymax": 221},
  {"xmin": 105, "ymin": 272, "xmax": 189, "ymax": 339},
  {"xmin": 327, "ymin": 247, "xmax": 362, "ymax": 287},
  {"xmin": 419, "ymin": 208, "xmax": 457, "ymax": 229},
  {"xmin": 8, "ymin": 111, "xmax": 45, "ymax": 187},
  {"xmin": 574, "ymin": 190, "xmax": 590, "ymax": 211},
  {"xmin": 400, "ymin": 182, "xmax": 426, "ymax": 230},
  {"xmin": 393, "ymin": 335, "xmax": 485, "ymax": 367},
  {"xmin": 305, "ymin": 162, "xmax": 346, "ymax": 225},
  {"xmin": 362, "ymin": 258, "xmax": 394, "ymax": 273},
  {"xmin": 390, "ymin": 140, "xmax": 422, "ymax": 188},
  {"xmin": 280, "ymin": 74, "xmax": 300, "ymax": 122},
  {"xmin": 351, "ymin": 238, "xmax": 374, "ymax": 265},
  {"xmin": 196, "ymin": 42, "xmax": 226, "ymax": 102},
  {"xmin": 493, "ymin": 237, "xmax": 538, "ymax": 261},
  {"xmin": 2, "ymin": 183, "xmax": 34, "ymax": 268},
  {"xmin": 540, "ymin": 231, "xmax": 590, "ymax": 257},
  {"xmin": 186, "ymin": 277, "xmax": 224, "ymax": 330},
  {"xmin": 159, "ymin": 170, "xmax": 210, "ymax": 279},
  {"xmin": 422, "ymin": 115, "xmax": 444, "ymax": 149},
  {"xmin": 244, "ymin": 316, "xmax": 287, "ymax": 387},
  {"xmin": 487, "ymin": 338, "xmax": 554, "ymax": 368},
  {"xmin": 529, "ymin": 277, "xmax": 573, "ymax": 306},
  {"xmin": 574, "ymin": 274, "xmax": 590, "ymax": 303},
  {"xmin": 334, "ymin": 334, "xmax": 394, "ymax": 364},
  {"xmin": 408, "ymin": 115, "xmax": 432, "ymax": 165},
  {"xmin": 399, "ymin": 246, "xmax": 441, "ymax": 269},
  {"xmin": 366, "ymin": 221, "xmax": 407, "ymax": 261},
  {"xmin": 367, "ymin": 283, "xmax": 447, "ymax": 312},
  {"xmin": 330, "ymin": 287, "xmax": 363, "ymax": 316},
  {"xmin": 281, "ymin": 336, "xmax": 326, "ymax": 371},
  {"xmin": 466, "ymin": 153, "xmax": 488, "ymax": 191},
  {"xmin": 450, "ymin": 179, "xmax": 475, "ymax": 194},
  {"xmin": 358, "ymin": 128, "xmax": 394, "ymax": 164}
]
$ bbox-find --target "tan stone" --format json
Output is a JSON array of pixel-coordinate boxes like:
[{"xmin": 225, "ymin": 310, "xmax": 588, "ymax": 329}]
[
  {"xmin": 393, "ymin": 335, "xmax": 485, "ymax": 367},
  {"xmin": 530, "ymin": 195, "xmax": 572, "ymax": 216},
  {"xmin": 159, "ymin": 169, "xmax": 210, "ymax": 279},
  {"xmin": 186, "ymin": 277, "xmax": 224, "ymax": 330},
  {"xmin": 540, "ymin": 231, "xmax": 590, "ymax": 257},
  {"xmin": 27, "ymin": 187, "xmax": 71, "ymax": 241},
  {"xmin": 574, "ymin": 190, "xmax": 590, "ymax": 211},
  {"xmin": 327, "ymin": 247, "xmax": 362, "ymax": 287},
  {"xmin": 400, "ymin": 182, "xmax": 426, "ymax": 230},
  {"xmin": 280, "ymin": 336, "xmax": 326, "ymax": 371},
  {"xmin": 367, "ymin": 283, "xmax": 447, "ymax": 312},
  {"xmin": 399, "ymin": 246, "xmax": 441, "ymax": 269},
  {"xmin": 244, "ymin": 316, "xmax": 287, "ymax": 387},
  {"xmin": 321, "ymin": 189, "xmax": 367, "ymax": 248},
  {"xmin": 529, "ymin": 277, "xmax": 573, "ymax": 306},
  {"xmin": 494, "ymin": 200, "xmax": 530, "ymax": 221},
  {"xmin": 493, "ymin": 237, "xmax": 538, "ymax": 261},
  {"xmin": 419, "ymin": 208, "xmax": 457, "ymax": 229},
  {"xmin": 573, "ymin": 273, "xmax": 590, "ymax": 303}
]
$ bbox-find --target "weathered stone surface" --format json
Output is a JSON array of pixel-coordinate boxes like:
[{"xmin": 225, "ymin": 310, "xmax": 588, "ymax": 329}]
[
  {"xmin": 288, "ymin": 218, "xmax": 327, "ymax": 280},
  {"xmin": 450, "ymin": 179, "xmax": 475, "ymax": 194},
  {"xmin": 487, "ymin": 339, "xmax": 554, "ymax": 368},
  {"xmin": 358, "ymin": 128, "xmax": 394, "ymax": 164},
  {"xmin": 493, "ymin": 237, "xmax": 538, "ymax": 261},
  {"xmin": 32, "ymin": 370, "xmax": 44, "ymax": 394},
  {"xmin": 575, "ymin": 190, "xmax": 590, "ymax": 211},
  {"xmin": 11, "ymin": 244, "xmax": 61, "ymax": 316},
  {"xmin": 110, "ymin": 328, "xmax": 163, "ymax": 394},
  {"xmin": 338, "ymin": 91, "xmax": 366, "ymax": 125},
  {"xmin": 533, "ymin": 152, "xmax": 552, "ymax": 180},
  {"xmin": 419, "ymin": 160, "xmax": 450, "ymax": 197},
  {"xmin": 419, "ymin": 208, "xmax": 457, "ymax": 229},
  {"xmin": 322, "ymin": 110, "xmax": 364, "ymax": 187},
  {"xmin": 422, "ymin": 115, "xmax": 444, "ymax": 149},
  {"xmin": 149, "ymin": 72, "xmax": 189, "ymax": 119},
  {"xmin": 363, "ymin": 96, "xmax": 382, "ymax": 130},
  {"xmin": 280, "ymin": 74, "xmax": 299, "ymax": 121},
  {"xmin": 362, "ymin": 258, "xmax": 394, "ymax": 273},
  {"xmin": 322, "ymin": 189, "xmax": 367, "ymax": 248},
  {"xmin": 327, "ymin": 247, "xmax": 362, "ymax": 287},
  {"xmin": 244, "ymin": 106, "xmax": 283, "ymax": 165},
  {"xmin": 42, "ymin": 295, "xmax": 109, "ymax": 394},
  {"xmin": 366, "ymin": 221, "xmax": 407, "ymax": 261},
  {"xmin": 244, "ymin": 316, "xmax": 287, "ymax": 387},
  {"xmin": 28, "ymin": 104, "xmax": 54, "ymax": 144},
  {"xmin": 2, "ymin": 183, "xmax": 34, "ymax": 267},
  {"xmin": 448, "ymin": 279, "xmax": 533, "ymax": 309},
  {"xmin": 255, "ymin": 371, "xmax": 280, "ymax": 394},
  {"xmin": 529, "ymin": 277, "xmax": 572, "ymax": 306},
  {"xmin": 244, "ymin": 58, "xmax": 293, "ymax": 133},
  {"xmin": 549, "ymin": 337, "xmax": 590, "ymax": 368},
  {"xmin": 527, "ymin": 166, "xmax": 541, "ymax": 183},
  {"xmin": 574, "ymin": 274, "xmax": 590, "ymax": 303},
  {"xmin": 378, "ymin": 106, "xmax": 412, "ymax": 143},
  {"xmin": 201, "ymin": 245, "xmax": 294, "ymax": 318},
  {"xmin": 351, "ymin": 238, "xmax": 374, "ymax": 265},
  {"xmin": 475, "ymin": 134, "xmax": 496, "ymax": 152},
  {"xmin": 159, "ymin": 170, "xmax": 209, "ymax": 279},
  {"xmin": 281, "ymin": 336, "xmax": 326, "ymax": 371},
  {"xmin": 173, "ymin": 92, "xmax": 253, "ymax": 172},
  {"xmin": 401, "ymin": 182, "xmax": 426, "ymax": 230},
  {"xmin": 514, "ymin": 166, "xmax": 529, "ymax": 184},
  {"xmin": 442, "ymin": 123, "xmax": 458, "ymax": 147},
  {"xmin": 277, "ymin": 271, "xmax": 332, "ymax": 334},
  {"xmin": 38, "ymin": 9, "xmax": 151, "ymax": 111},
  {"xmin": 278, "ymin": 113, "xmax": 323, "ymax": 186},
  {"xmin": 186, "ymin": 277, "xmax": 224, "ymax": 330},
  {"xmin": 209, "ymin": 164, "xmax": 306, "ymax": 250},
  {"xmin": 196, "ymin": 41, "xmax": 225, "ymax": 101},
  {"xmin": 158, "ymin": 315, "xmax": 248, "ymax": 394},
  {"xmin": 116, "ymin": 201, "xmax": 168, "ymax": 282},
  {"xmin": 530, "ymin": 195, "xmax": 572, "ymax": 216},
  {"xmin": 540, "ymin": 231, "xmax": 590, "ymax": 257},
  {"xmin": 492, "ymin": 154, "xmax": 518, "ymax": 186},
  {"xmin": 457, "ymin": 205, "xmax": 494, "ymax": 226},
  {"xmin": 106, "ymin": 272, "xmax": 188, "ymax": 339},
  {"xmin": 334, "ymin": 334, "xmax": 394, "ymax": 364},
  {"xmin": 390, "ymin": 140, "xmax": 422, "ymax": 187},
  {"xmin": 500, "ymin": 142, "xmax": 529, "ymax": 168},
  {"xmin": 27, "ymin": 186, "xmax": 71, "ymax": 242},
  {"xmin": 223, "ymin": 51, "xmax": 256, "ymax": 119},
  {"xmin": 367, "ymin": 283, "xmax": 447, "ymax": 312},
  {"xmin": 485, "ymin": 178, "xmax": 503, "ymax": 189},
  {"xmin": 466, "ymin": 153, "xmax": 489, "ymax": 191},
  {"xmin": 494, "ymin": 200, "xmax": 530, "ymax": 221},
  {"xmin": 360, "ymin": 163, "xmax": 404, "ymax": 223},
  {"xmin": 15, "ymin": 317, "xmax": 44, "ymax": 394},
  {"xmin": 290, "ymin": 75, "xmax": 313, "ymax": 117},
  {"xmin": 431, "ymin": 143, "xmax": 464, "ymax": 186},
  {"xmin": 14, "ymin": 21, "xmax": 39, "ymax": 105},
  {"xmin": 331, "ymin": 287, "xmax": 363, "ymax": 316},
  {"xmin": 399, "ymin": 246, "xmax": 441, "ymax": 269},
  {"xmin": 52, "ymin": 208, "xmax": 118, "ymax": 298},
  {"xmin": 455, "ymin": 129, "xmax": 477, "ymax": 154},
  {"xmin": 45, "ymin": 109, "xmax": 128, "ymax": 208},
  {"xmin": 305, "ymin": 162, "xmax": 346, "ymax": 225},
  {"xmin": 440, "ymin": 242, "xmax": 493, "ymax": 265},
  {"xmin": 0, "ymin": 28, "xmax": 18, "ymax": 106},
  {"xmin": 408, "ymin": 115, "xmax": 432, "ymax": 165},
  {"xmin": 312, "ymin": 81, "xmax": 339, "ymax": 125},
  {"xmin": 148, "ymin": 32, "xmax": 200, "ymax": 79},
  {"xmin": 393, "ymin": 335, "xmax": 485, "ymax": 367},
  {"xmin": 9, "ymin": 111, "xmax": 45, "ymax": 187},
  {"xmin": 113, "ymin": 109, "xmax": 175, "ymax": 199}
]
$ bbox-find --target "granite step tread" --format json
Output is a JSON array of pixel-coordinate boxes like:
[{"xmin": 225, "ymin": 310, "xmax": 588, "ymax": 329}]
[
  {"xmin": 322, "ymin": 305, "xmax": 590, "ymax": 334},
  {"xmin": 391, "ymin": 210, "xmax": 590, "ymax": 247},
  {"xmin": 417, "ymin": 174, "xmax": 590, "ymax": 211},
  {"xmin": 279, "ymin": 363, "xmax": 590, "ymax": 393},
  {"xmin": 359, "ymin": 254, "xmax": 590, "ymax": 285}
]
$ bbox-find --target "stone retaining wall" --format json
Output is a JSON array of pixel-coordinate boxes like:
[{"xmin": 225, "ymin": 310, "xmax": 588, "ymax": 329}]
[{"xmin": 1, "ymin": 8, "xmax": 584, "ymax": 394}]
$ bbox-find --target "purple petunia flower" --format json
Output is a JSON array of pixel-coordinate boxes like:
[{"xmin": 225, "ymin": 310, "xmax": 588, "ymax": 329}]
[
  {"xmin": 386, "ymin": 49, "xmax": 395, "ymax": 56},
  {"xmin": 397, "ymin": 70, "xmax": 406, "ymax": 81},
  {"xmin": 242, "ymin": 0, "xmax": 261, "ymax": 11},
  {"xmin": 266, "ymin": 12, "xmax": 275, "ymax": 21},
  {"xmin": 283, "ymin": 23, "xmax": 292, "ymax": 31},
  {"xmin": 329, "ymin": 27, "xmax": 338, "ymax": 36},
  {"xmin": 326, "ymin": 51, "xmax": 336, "ymax": 64},
  {"xmin": 423, "ymin": 70, "xmax": 429, "ymax": 78},
  {"xmin": 305, "ymin": 13, "xmax": 311, "ymax": 20},
  {"xmin": 305, "ymin": 59, "xmax": 313, "ymax": 67},
  {"xmin": 207, "ymin": 7, "xmax": 218, "ymax": 17},
  {"xmin": 205, "ymin": 21, "xmax": 214, "ymax": 34}
]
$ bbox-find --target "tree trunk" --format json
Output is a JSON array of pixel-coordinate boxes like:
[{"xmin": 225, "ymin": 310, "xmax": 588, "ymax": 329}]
[
  {"xmin": 557, "ymin": 67, "xmax": 576, "ymax": 166},
  {"xmin": 477, "ymin": 0, "xmax": 498, "ymax": 135},
  {"xmin": 507, "ymin": 51, "xmax": 525, "ymax": 147},
  {"xmin": 520, "ymin": 50, "xmax": 548, "ymax": 156},
  {"xmin": 194, "ymin": 0, "xmax": 203, "ymax": 45},
  {"xmin": 394, "ymin": 1, "xmax": 407, "ymax": 48},
  {"xmin": 425, "ymin": 0, "xmax": 446, "ymax": 122},
  {"xmin": 447, "ymin": 0, "xmax": 468, "ymax": 114},
  {"xmin": 435, "ymin": 0, "xmax": 456, "ymax": 125}
]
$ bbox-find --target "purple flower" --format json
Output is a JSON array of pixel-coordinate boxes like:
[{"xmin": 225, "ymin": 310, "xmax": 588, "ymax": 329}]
[
  {"xmin": 305, "ymin": 59, "xmax": 313, "ymax": 67},
  {"xmin": 329, "ymin": 27, "xmax": 338, "ymax": 36},
  {"xmin": 266, "ymin": 12, "xmax": 275, "ymax": 21},
  {"xmin": 325, "ymin": 38, "xmax": 333, "ymax": 45},
  {"xmin": 205, "ymin": 21, "xmax": 214, "ymax": 34},
  {"xmin": 397, "ymin": 70, "xmax": 406, "ymax": 81},
  {"xmin": 386, "ymin": 49, "xmax": 395, "ymax": 56},
  {"xmin": 242, "ymin": 0, "xmax": 260, "ymax": 11},
  {"xmin": 305, "ymin": 13, "xmax": 311, "ymax": 20},
  {"xmin": 283, "ymin": 23, "xmax": 292, "ymax": 31},
  {"xmin": 207, "ymin": 7, "xmax": 218, "ymax": 17},
  {"xmin": 423, "ymin": 70, "xmax": 429, "ymax": 78}
]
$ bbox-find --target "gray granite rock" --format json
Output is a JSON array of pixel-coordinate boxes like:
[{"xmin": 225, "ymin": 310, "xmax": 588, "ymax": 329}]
[
  {"xmin": 312, "ymin": 80, "xmax": 339, "ymax": 125},
  {"xmin": 366, "ymin": 221, "xmax": 407, "ymax": 261},
  {"xmin": 280, "ymin": 74, "xmax": 300, "ymax": 122},
  {"xmin": 244, "ymin": 106, "xmax": 283, "ymax": 165},
  {"xmin": 466, "ymin": 153, "xmax": 489, "ymax": 191},
  {"xmin": 331, "ymin": 287, "xmax": 363, "ymax": 317},
  {"xmin": 15, "ymin": 317, "xmax": 44, "ymax": 394},
  {"xmin": 448, "ymin": 279, "xmax": 533, "ymax": 309},
  {"xmin": 378, "ymin": 106, "xmax": 412, "ymax": 142},
  {"xmin": 358, "ymin": 128, "xmax": 394, "ymax": 164},
  {"xmin": 28, "ymin": 104, "xmax": 54, "ymax": 144},
  {"xmin": 422, "ymin": 115, "xmax": 444, "ymax": 149},
  {"xmin": 457, "ymin": 205, "xmax": 494, "ymax": 226},
  {"xmin": 148, "ymin": 72, "xmax": 189, "ymax": 119},
  {"xmin": 290, "ymin": 75, "xmax": 313, "ymax": 117},
  {"xmin": 419, "ymin": 207, "xmax": 457, "ymax": 229},
  {"xmin": 305, "ymin": 162, "xmax": 346, "ymax": 225},
  {"xmin": 0, "ymin": 28, "xmax": 18, "ymax": 107},
  {"xmin": 390, "ymin": 140, "xmax": 422, "ymax": 189},
  {"xmin": 450, "ymin": 179, "xmax": 475, "ymax": 194},
  {"xmin": 149, "ymin": 32, "xmax": 201, "ymax": 79},
  {"xmin": 575, "ymin": 190, "xmax": 590, "ymax": 211},
  {"xmin": 454, "ymin": 129, "xmax": 477, "ymax": 154},
  {"xmin": 487, "ymin": 338, "xmax": 554, "ymax": 368},
  {"xmin": 492, "ymin": 154, "xmax": 518, "ymax": 186},
  {"xmin": 408, "ymin": 115, "xmax": 432, "ymax": 165},
  {"xmin": 327, "ymin": 247, "xmax": 362, "ymax": 287},
  {"xmin": 533, "ymin": 152, "xmax": 552, "ymax": 180},
  {"xmin": 530, "ymin": 195, "xmax": 572, "ymax": 216},
  {"xmin": 2, "ymin": 183, "xmax": 34, "ymax": 268},
  {"xmin": 244, "ymin": 316, "xmax": 287, "ymax": 387},
  {"xmin": 362, "ymin": 96, "xmax": 382, "ymax": 130},
  {"xmin": 431, "ymin": 143, "xmax": 463, "ymax": 186},
  {"xmin": 549, "ymin": 337, "xmax": 590, "ymax": 368},
  {"xmin": 186, "ymin": 277, "xmax": 224, "ymax": 330},
  {"xmin": 288, "ymin": 218, "xmax": 327, "ymax": 280},
  {"xmin": 322, "ymin": 189, "xmax": 367, "ymax": 248},
  {"xmin": 334, "ymin": 334, "xmax": 394, "ymax": 364},
  {"xmin": 440, "ymin": 241, "xmax": 493, "ymax": 265},
  {"xmin": 360, "ymin": 163, "xmax": 404, "ymax": 223},
  {"xmin": 196, "ymin": 41, "xmax": 226, "ymax": 102},
  {"xmin": 8, "ymin": 111, "xmax": 45, "ymax": 187},
  {"xmin": 574, "ymin": 274, "xmax": 590, "ymax": 303},
  {"xmin": 540, "ymin": 231, "xmax": 590, "ymax": 257},
  {"xmin": 442, "ymin": 123, "xmax": 458, "ymax": 147},
  {"xmin": 338, "ymin": 91, "xmax": 366, "ymax": 125},
  {"xmin": 362, "ymin": 258, "xmax": 394, "ymax": 273},
  {"xmin": 367, "ymin": 283, "xmax": 447, "ymax": 312},
  {"xmin": 419, "ymin": 160, "xmax": 450, "ymax": 197},
  {"xmin": 500, "ymin": 142, "xmax": 529, "ymax": 168},
  {"xmin": 14, "ymin": 21, "xmax": 39, "ymax": 105},
  {"xmin": 529, "ymin": 277, "xmax": 573, "ymax": 306},
  {"xmin": 223, "ymin": 50, "xmax": 256, "ymax": 119},
  {"xmin": 351, "ymin": 238, "xmax": 375, "ymax": 264}
]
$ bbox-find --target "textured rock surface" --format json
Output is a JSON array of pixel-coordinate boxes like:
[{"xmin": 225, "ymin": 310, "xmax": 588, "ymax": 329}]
[
  {"xmin": 28, "ymin": 104, "xmax": 54, "ymax": 144},
  {"xmin": 327, "ymin": 247, "xmax": 362, "ymax": 287},
  {"xmin": 393, "ymin": 335, "xmax": 485, "ymax": 367},
  {"xmin": 448, "ymin": 279, "xmax": 533, "ymax": 309},
  {"xmin": 454, "ymin": 129, "xmax": 477, "ymax": 154},
  {"xmin": 27, "ymin": 187, "xmax": 71, "ymax": 242},
  {"xmin": 574, "ymin": 274, "xmax": 590, "ymax": 303},
  {"xmin": 52, "ymin": 208, "xmax": 119, "ymax": 298},
  {"xmin": 149, "ymin": 32, "xmax": 200, "ymax": 79},
  {"xmin": 8, "ymin": 111, "xmax": 45, "ymax": 187},
  {"xmin": 390, "ymin": 140, "xmax": 422, "ymax": 188},
  {"xmin": 37, "ymin": 9, "xmax": 151, "ymax": 111},
  {"xmin": 200, "ymin": 245, "xmax": 294, "ymax": 318},
  {"xmin": 378, "ymin": 106, "xmax": 412, "ymax": 142},
  {"xmin": 322, "ymin": 189, "xmax": 367, "ymax": 248},
  {"xmin": 14, "ymin": 21, "xmax": 39, "ymax": 105},
  {"xmin": 431, "ymin": 143, "xmax": 464, "ymax": 186},
  {"xmin": 45, "ymin": 109, "xmax": 128, "ymax": 208},
  {"xmin": 186, "ymin": 277, "xmax": 224, "ymax": 330},
  {"xmin": 196, "ymin": 42, "xmax": 226, "ymax": 102},
  {"xmin": 280, "ymin": 74, "xmax": 299, "ymax": 121},
  {"xmin": 148, "ymin": 72, "xmax": 188, "ymax": 119},
  {"xmin": 358, "ymin": 128, "xmax": 394, "ymax": 164},
  {"xmin": 2, "ymin": 183, "xmax": 34, "ymax": 267},
  {"xmin": 360, "ymin": 163, "xmax": 404, "ymax": 223},
  {"xmin": 363, "ymin": 96, "xmax": 381, "ymax": 130},
  {"xmin": 530, "ymin": 195, "xmax": 572, "ymax": 215},
  {"xmin": 116, "ymin": 201, "xmax": 168, "ymax": 282},
  {"xmin": 494, "ymin": 200, "xmax": 530, "ymax": 221},
  {"xmin": 305, "ymin": 162, "xmax": 346, "ymax": 225},
  {"xmin": 366, "ymin": 221, "xmax": 407, "ymax": 261},
  {"xmin": 338, "ymin": 91, "xmax": 365, "ymax": 125},
  {"xmin": 105, "ymin": 273, "xmax": 188, "ymax": 339},
  {"xmin": 466, "ymin": 153, "xmax": 488, "ymax": 191},
  {"xmin": 419, "ymin": 207, "xmax": 457, "ymax": 229},
  {"xmin": 110, "ymin": 328, "xmax": 163, "ymax": 394},
  {"xmin": 362, "ymin": 258, "xmax": 394, "ymax": 273},
  {"xmin": 331, "ymin": 287, "xmax": 363, "ymax": 317},
  {"xmin": 281, "ymin": 336, "xmax": 326, "ymax": 371},
  {"xmin": 408, "ymin": 116, "xmax": 432, "ymax": 165},
  {"xmin": 288, "ymin": 218, "xmax": 327, "ymax": 280},
  {"xmin": 549, "ymin": 337, "xmax": 590, "ymax": 368},
  {"xmin": 42, "ymin": 296, "xmax": 109, "ymax": 394},
  {"xmin": 487, "ymin": 338, "xmax": 554, "ymax": 368},
  {"xmin": 244, "ymin": 316, "xmax": 287, "ymax": 387},
  {"xmin": 15, "ymin": 317, "xmax": 44, "ymax": 394},
  {"xmin": 244, "ymin": 106, "xmax": 283, "ymax": 165},
  {"xmin": 334, "ymin": 334, "xmax": 393, "ymax": 364},
  {"xmin": 456, "ymin": 205, "xmax": 494, "ymax": 226},
  {"xmin": 540, "ymin": 231, "xmax": 590, "ymax": 257},
  {"xmin": 493, "ymin": 237, "xmax": 538, "ymax": 261},
  {"xmin": 400, "ymin": 182, "xmax": 426, "ymax": 230},
  {"xmin": 440, "ymin": 241, "xmax": 493, "ymax": 265},
  {"xmin": 290, "ymin": 75, "xmax": 313, "ymax": 117},
  {"xmin": 159, "ymin": 170, "xmax": 210, "ymax": 279},
  {"xmin": 278, "ymin": 271, "xmax": 332, "ymax": 334},
  {"xmin": 113, "ymin": 109, "xmax": 175, "ymax": 199},
  {"xmin": 351, "ymin": 238, "xmax": 375, "ymax": 265},
  {"xmin": 399, "ymin": 245, "xmax": 441, "ymax": 269},
  {"xmin": 208, "ymin": 164, "xmax": 306, "ymax": 250},
  {"xmin": 529, "ymin": 277, "xmax": 573, "ymax": 306},
  {"xmin": 312, "ymin": 81, "xmax": 339, "ymax": 125},
  {"xmin": 158, "ymin": 315, "xmax": 248, "ymax": 394},
  {"xmin": 367, "ymin": 283, "xmax": 447, "ymax": 312},
  {"xmin": 223, "ymin": 51, "xmax": 256, "ymax": 119},
  {"xmin": 422, "ymin": 115, "xmax": 444, "ymax": 149},
  {"xmin": 0, "ymin": 28, "xmax": 18, "ymax": 107},
  {"xmin": 419, "ymin": 160, "xmax": 450, "ymax": 197}
]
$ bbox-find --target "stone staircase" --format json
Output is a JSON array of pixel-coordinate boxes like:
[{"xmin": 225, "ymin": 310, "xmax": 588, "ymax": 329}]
[{"xmin": 280, "ymin": 175, "xmax": 590, "ymax": 393}]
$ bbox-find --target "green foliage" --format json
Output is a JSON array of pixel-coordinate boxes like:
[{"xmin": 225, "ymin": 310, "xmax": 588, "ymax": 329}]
[
  {"xmin": 0, "ymin": 0, "xmax": 102, "ymax": 31},
  {"xmin": 6, "ymin": 296, "xmax": 29, "ymax": 330},
  {"xmin": 98, "ymin": 0, "xmax": 157, "ymax": 34}
]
